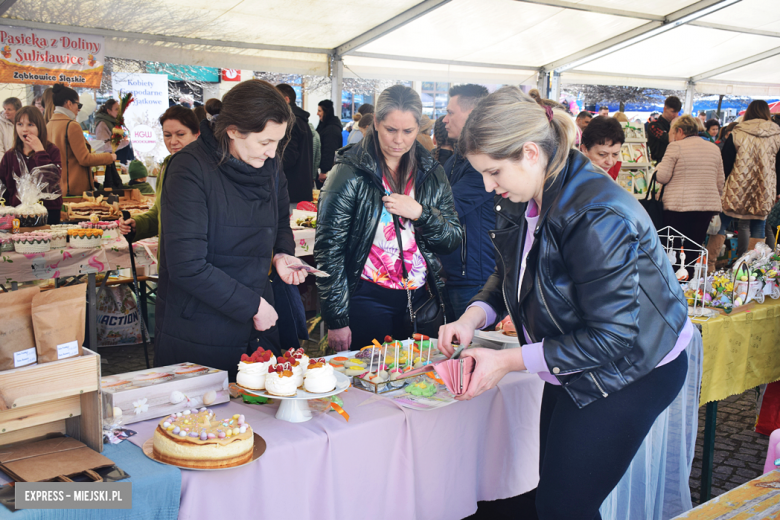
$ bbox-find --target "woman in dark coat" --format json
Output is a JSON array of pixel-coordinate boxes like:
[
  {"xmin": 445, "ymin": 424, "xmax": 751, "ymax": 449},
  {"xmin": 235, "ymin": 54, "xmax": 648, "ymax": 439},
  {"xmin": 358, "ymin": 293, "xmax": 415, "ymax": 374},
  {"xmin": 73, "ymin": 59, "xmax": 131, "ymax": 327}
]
[
  {"xmin": 315, "ymin": 99, "xmax": 343, "ymax": 187},
  {"xmin": 155, "ymin": 80, "xmax": 307, "ymax": 379}
]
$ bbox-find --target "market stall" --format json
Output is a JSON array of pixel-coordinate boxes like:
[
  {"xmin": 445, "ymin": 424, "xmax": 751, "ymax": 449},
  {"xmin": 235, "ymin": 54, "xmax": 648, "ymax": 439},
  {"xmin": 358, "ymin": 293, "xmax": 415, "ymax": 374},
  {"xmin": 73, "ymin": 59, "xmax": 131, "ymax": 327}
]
[
  {"xmin": 125, "ymin": 371, "xmax": 545, "ymax": 520},
  {"xmin": 692, "ymin": 297, "xmax": 780, "ymax": 502}
]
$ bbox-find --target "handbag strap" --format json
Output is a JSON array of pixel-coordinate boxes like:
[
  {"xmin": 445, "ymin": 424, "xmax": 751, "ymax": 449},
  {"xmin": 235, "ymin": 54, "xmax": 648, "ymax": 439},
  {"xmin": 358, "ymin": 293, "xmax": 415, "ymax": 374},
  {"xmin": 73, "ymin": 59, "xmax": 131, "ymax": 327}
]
[
  {"xmin": 393, "ymin": 215, "xmax": 416, "ymax": 331},
  {"xmin": 644, "ymin": 172, "xmax": 666, "ymax": 201},
  {"xmin": 64, "ymin": 120, "xmax": 72, "ymax": 196}
]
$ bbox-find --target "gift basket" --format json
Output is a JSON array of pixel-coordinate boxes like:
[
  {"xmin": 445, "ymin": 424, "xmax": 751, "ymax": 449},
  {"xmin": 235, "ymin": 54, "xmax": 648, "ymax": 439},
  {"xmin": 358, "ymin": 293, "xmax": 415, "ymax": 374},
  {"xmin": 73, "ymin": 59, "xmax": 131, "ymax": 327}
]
[
  {"xmin": 12, "ymin": 164, "xmax": 61, "ymax": 228},
  {"xmin": 0, "ymin": 179, "xmax": 15, "ymax": 232},
  {"xmin": 700, "ymin": 242, "xmax": 780, "ymax": 312}
]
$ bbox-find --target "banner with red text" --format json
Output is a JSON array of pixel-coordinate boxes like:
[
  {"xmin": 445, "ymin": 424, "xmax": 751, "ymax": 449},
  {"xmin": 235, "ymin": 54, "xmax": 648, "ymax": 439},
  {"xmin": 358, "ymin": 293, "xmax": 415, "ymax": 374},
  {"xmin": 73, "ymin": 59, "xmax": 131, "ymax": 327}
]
[{"xmin": 0, "ymin": 25, "xmax": 104, "ymax": 88}]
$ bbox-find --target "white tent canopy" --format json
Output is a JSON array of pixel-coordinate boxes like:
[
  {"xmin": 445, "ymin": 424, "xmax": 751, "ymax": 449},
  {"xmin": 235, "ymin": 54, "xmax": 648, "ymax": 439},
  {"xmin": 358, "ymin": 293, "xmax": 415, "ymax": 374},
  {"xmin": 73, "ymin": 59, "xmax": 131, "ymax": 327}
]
[{"xmin": 2, "ymin": 0, "xmax": 779, "ymax": 98}]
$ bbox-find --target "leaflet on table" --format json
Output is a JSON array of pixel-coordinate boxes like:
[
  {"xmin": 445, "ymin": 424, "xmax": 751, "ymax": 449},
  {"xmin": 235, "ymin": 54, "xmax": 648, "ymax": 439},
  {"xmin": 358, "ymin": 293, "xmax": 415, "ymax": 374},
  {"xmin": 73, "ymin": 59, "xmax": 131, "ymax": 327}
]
[{"xmin": 384, "ymin": 382, "xmax": 459, "ymax": 411}]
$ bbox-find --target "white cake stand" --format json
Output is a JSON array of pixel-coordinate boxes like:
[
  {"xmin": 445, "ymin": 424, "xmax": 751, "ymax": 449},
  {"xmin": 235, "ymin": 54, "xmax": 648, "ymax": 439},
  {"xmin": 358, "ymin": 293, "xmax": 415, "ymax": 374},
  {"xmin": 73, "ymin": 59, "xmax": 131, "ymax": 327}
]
[{"xmin": 239, "ymin": 371, "xmax": 350, "ymax": 423}]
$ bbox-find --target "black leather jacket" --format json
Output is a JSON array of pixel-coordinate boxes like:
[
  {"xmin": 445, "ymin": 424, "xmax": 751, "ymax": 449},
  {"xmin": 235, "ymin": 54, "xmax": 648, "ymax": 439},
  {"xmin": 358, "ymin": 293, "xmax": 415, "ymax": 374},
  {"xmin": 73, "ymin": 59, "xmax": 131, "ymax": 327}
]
[
  {"xmin": 314, "ymin": 134, "xmax": 463, "ymax": 330},
  {"xmin": 474, "ymin": 150, "xmax": 688, "ymax": 408}
]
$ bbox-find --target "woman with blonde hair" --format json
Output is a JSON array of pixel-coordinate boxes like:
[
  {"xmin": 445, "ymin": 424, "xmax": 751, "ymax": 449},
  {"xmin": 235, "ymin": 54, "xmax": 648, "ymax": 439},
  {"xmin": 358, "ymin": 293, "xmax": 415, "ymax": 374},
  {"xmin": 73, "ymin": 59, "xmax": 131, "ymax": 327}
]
[
  {"xmin": 656, "ymin": 114, "xmax": 724, "ymax": 260},
  {"xmin": 438, "ymin": 86, "xmax": 697, "ymax": 519},
  {"xmin": 613, "ymin": 111, "xmax": 629, "ymax": 123}
]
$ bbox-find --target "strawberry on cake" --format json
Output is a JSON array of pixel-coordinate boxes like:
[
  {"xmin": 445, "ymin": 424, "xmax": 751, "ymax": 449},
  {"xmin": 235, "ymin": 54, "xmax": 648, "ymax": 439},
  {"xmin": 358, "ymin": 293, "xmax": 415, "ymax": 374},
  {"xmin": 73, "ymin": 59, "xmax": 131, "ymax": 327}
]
[
  {"xmin": 236, "ymin": 348, "xmax": 276, "ymax": 390},
  {"xmin": 280, "ymin": 350, "xmax": 305, "ymax": 387}
]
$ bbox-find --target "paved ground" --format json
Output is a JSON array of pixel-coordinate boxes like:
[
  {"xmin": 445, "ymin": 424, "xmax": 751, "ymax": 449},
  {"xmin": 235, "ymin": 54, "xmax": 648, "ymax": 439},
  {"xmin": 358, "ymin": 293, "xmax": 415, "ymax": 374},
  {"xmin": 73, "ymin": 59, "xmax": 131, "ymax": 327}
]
[
  {"xmin": 100, "ymin": 341, "xmax": 772, "ymax": 507},
  {"xmin": 690, "ymin": 389, "xmax": 770, "ymax": 505}
]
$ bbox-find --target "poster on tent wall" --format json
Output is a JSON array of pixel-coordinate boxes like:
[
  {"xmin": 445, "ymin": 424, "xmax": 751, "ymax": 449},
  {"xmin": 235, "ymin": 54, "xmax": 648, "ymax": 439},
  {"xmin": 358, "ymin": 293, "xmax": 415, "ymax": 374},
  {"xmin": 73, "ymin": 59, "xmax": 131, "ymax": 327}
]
[
  {"xmin": 112, "ymin": 72, "xmax": 169, "ymax": 162},
  {"xmin": 0, "ymin": 25, "xmax": 104, "ymax": 88}
]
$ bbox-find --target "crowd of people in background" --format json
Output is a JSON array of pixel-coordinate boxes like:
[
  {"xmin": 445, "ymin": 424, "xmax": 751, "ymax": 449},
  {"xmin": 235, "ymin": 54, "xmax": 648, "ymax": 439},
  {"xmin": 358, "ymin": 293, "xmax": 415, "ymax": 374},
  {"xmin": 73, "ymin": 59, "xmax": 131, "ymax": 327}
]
[{"xmin": 0, "ymin": 77, "xmax": 774, "ymax": 518}]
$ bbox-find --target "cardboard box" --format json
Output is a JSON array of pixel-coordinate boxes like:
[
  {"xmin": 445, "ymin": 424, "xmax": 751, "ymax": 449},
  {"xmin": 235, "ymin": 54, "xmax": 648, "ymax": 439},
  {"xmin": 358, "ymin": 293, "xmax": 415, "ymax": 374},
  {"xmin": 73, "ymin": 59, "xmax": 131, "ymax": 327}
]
[
  {"xmin": 0, "ymin": 436, "xmax": 114, "ymax": 482},
  {"xmin": 0, "ymin": 348, "xmax": 103, "ymax": 453},
  {"xmin": 101, "ymin": 363, "xmax": 229, "ymax": 425}
]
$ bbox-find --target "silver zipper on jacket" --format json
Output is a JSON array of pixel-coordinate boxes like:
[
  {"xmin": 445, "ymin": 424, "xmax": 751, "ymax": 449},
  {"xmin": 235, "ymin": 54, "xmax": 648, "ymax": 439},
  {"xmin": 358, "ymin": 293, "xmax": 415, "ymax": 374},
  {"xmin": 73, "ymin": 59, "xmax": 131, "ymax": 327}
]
[
  {"xmin": 589, "ymin": 372, "xmax": 609, "ymax": 398},
  {"xmin": 536, "ymin": 276, "xmax": 564, "ymax": 335},
  {"xmin": 461, "ymin": 227, "xmax": 467, "ymax": 276}
]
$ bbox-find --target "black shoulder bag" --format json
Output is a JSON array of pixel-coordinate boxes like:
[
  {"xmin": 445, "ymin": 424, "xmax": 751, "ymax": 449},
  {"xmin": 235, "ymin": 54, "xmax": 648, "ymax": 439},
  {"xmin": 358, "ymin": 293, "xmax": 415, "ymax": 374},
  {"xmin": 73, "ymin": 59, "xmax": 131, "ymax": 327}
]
[
  {"xmin": 393, "ymin": 215, "xmax": 446, "ymax": 338},
  {"xmin": 639, "ymin": 172, "xmax": 666, "ymax": 230}
]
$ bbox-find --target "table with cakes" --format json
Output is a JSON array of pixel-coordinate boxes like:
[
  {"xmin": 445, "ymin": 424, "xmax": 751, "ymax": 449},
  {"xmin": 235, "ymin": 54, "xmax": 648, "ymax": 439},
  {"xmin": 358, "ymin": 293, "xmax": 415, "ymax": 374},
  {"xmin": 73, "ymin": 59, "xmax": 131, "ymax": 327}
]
[{"xmin": 114, "ymin": 336, "xmax": 545, "ymax": 520}]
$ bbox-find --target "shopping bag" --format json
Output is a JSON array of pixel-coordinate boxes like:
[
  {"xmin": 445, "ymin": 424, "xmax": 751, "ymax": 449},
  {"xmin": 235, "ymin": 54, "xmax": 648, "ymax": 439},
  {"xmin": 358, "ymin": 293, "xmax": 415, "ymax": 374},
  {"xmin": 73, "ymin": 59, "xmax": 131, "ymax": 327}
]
[{"xmin": 97, "ymin": 285, "xmax": 147, "ymax": 346}]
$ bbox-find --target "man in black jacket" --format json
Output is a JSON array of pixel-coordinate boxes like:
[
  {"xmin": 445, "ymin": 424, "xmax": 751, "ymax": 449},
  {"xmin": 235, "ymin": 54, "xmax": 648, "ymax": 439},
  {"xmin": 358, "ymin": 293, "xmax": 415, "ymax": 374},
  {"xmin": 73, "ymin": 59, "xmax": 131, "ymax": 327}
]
[
  {"xmin": 647, "ymin": 96, "xmax": 681, "ymax": 162},
  {"xmin": 439, "ymin": 84, "xmax": 496, "ymax": 320},
  {"xmin": 276, "ymin": 84, "xmax": 313, "ymax": 204},
  {"xmin": 316, "ymin": 99, "xmax": 343, "ymax": 188}
]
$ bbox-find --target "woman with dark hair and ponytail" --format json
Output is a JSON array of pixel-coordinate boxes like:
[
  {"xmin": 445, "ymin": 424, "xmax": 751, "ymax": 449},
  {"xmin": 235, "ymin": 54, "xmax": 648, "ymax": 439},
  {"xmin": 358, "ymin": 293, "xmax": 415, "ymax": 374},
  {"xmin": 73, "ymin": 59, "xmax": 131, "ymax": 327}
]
[
  {"xmin": 431, "ymin": 115, "xmax": 455, "ymax": 164},
  {"xmin": 438, "ymin": 86, "xmax": 700, "ymax": 519},
  {"xmin": 315, "ymin": 84, "xmax": 462, "ymax": 351},
  {"xmin": 154, "ymin": 79, "xmax": 308, "ymax": 379}
]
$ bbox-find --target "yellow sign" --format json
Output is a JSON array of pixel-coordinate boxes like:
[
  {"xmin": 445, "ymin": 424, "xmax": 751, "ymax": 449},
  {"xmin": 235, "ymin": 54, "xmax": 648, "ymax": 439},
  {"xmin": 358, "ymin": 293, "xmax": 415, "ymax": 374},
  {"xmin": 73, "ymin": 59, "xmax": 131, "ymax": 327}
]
[{"xmin": 0, "ymin": 25, "xmax": 104, "ymax": 88}]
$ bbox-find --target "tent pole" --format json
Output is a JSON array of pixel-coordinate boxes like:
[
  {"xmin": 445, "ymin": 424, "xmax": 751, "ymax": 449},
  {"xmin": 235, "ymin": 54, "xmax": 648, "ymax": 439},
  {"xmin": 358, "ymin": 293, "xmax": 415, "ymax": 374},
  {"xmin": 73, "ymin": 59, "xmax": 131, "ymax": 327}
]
[
  {"xmin": 550, "ymin": 72, "xmax": 561, "ymax": 103},
  {"xmin": 684, "ymin": 81, "xmax": 695, "ymax": 116},
  {"xmin": 331, "ymin": 55, "xmax": 344, "ymax": 113},
  {"xmin": 537, "ymin": 71, "xmax": 550, "ymax": 98}
]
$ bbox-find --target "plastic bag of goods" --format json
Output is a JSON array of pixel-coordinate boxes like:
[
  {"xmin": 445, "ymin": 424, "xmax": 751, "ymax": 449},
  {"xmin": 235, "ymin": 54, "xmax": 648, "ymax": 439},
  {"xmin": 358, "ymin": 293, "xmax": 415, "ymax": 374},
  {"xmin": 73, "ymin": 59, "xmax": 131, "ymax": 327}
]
[
  {"xmin": 13, "ymin": 164, "xmax": 61, "ymax": 227},
  {"xmin": 0, "ymin": 179, "xmax": 16, "ymax": 231}
]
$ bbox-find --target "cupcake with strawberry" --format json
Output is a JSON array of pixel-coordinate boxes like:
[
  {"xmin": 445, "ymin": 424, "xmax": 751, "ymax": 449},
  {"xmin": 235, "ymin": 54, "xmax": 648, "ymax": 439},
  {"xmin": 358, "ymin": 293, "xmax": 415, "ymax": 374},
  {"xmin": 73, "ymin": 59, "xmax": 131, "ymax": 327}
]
[
  {"xmin": 236, "ymin": 347, "xmax": 275, "ymax": 390},
  {"xmin": 281, "ymin": 349, "xmax": 306, "ymax": 387},
  {"xmin": 265, "ymin": 362, "xmax": 298, "ymax": 397}
]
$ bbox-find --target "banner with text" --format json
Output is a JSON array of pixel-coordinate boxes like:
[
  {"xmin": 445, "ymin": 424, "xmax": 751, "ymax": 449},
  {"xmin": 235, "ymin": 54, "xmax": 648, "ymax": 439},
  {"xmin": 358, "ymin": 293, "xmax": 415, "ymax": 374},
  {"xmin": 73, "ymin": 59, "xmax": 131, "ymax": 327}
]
[
  {"xmin": 112, "ymin": 72, "xmax": 169, "ymax": 161},
  {"xmin": 0, "ymin": 25, "xmax": 104, "ymax": 88}
]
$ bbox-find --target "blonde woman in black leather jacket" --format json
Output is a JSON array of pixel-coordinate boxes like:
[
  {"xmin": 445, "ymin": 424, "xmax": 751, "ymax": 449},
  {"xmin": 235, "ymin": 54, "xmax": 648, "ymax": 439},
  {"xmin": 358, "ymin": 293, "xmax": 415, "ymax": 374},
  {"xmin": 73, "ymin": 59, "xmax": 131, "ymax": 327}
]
[{"xmin": 438, "ymin": 87, "xmax": 698, "ymax": 520}]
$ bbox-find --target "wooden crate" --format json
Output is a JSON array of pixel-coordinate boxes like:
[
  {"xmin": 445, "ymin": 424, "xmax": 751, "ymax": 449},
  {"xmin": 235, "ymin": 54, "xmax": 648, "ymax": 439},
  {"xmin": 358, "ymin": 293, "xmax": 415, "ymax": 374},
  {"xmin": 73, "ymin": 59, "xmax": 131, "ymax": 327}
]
[{"xmin": 0, "ymin": 349, "xmax": 102, "ymax": 453}]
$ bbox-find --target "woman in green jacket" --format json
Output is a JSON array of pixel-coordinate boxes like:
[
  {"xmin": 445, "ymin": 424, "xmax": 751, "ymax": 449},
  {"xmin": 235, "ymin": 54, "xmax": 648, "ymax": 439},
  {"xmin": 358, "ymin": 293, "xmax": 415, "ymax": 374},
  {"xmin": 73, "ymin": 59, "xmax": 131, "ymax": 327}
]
[{"xmin": 118, "ymin": 106, "xmax": 200, "ymax": 250}]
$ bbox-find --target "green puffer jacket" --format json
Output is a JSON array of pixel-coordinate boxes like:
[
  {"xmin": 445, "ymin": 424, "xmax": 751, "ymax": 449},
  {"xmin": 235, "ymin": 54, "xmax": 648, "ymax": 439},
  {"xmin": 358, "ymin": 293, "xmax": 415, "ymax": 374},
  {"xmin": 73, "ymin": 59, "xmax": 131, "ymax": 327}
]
[{"xmin": 314, "ymin": 134, "xmax": 463, "ymax": 330}]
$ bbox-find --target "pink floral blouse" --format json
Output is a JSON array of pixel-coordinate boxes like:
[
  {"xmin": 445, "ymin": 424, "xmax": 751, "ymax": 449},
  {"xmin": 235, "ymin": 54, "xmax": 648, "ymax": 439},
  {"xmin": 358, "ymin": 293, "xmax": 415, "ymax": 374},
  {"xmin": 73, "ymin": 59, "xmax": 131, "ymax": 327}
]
[{"xmin": 360, "ymin": 176, "xmax": 427, "ymax": 290}]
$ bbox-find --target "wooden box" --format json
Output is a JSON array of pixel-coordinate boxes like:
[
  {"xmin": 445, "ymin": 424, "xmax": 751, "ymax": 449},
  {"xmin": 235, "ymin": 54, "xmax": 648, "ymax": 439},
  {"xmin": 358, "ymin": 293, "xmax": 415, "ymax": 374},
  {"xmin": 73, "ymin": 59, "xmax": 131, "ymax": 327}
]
[
  {"xmin": 0, "ymin": 348, "xmax": 103, "ymax": 453},
  {"xmin": 101, "ymin": 363, "xmax": 229, "ymax": 425}
]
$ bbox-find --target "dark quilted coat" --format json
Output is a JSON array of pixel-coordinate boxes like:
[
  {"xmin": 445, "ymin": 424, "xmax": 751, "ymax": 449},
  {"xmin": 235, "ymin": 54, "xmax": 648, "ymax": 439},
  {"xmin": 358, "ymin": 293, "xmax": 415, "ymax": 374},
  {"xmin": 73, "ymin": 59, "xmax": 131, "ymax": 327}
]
[
  {"xmin": 154, "ymin": 120, "xmax": 294, "ymax": 374},
  {"xmin": 314, "ymin": 133, "xmax": 463, "ymax": 330}
]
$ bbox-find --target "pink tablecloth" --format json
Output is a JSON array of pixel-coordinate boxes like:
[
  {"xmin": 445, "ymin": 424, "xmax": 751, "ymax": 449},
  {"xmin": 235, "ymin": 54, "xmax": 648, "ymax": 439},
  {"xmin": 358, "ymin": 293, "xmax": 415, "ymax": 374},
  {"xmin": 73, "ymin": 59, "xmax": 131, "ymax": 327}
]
[
  {"xmin": 0, "ymin": 238, "xmax": 157, "ymax": 285},
  {"xmin": 128, "ymin": 372, "xmax": 544, "ymax": 520},
  {"xmin": 1, "ymin": 227, "xmax": 313, "ymax": 285}
]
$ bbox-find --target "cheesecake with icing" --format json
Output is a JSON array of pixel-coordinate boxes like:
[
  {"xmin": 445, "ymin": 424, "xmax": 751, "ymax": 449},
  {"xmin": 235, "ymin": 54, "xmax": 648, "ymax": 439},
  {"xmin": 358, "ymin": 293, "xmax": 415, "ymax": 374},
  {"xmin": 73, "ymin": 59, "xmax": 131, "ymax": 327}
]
[{"xmin": 152, "ymin": 408, "xmax": 254, "ymax": 469}]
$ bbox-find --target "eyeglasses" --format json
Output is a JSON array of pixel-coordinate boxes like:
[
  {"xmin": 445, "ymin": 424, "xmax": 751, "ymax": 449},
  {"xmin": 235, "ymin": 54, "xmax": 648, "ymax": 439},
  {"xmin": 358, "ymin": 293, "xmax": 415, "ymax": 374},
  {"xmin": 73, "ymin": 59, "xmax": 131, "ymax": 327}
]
[{"xmin": 77, "ymin": 103, "xmax": 83, "ymax": 110}]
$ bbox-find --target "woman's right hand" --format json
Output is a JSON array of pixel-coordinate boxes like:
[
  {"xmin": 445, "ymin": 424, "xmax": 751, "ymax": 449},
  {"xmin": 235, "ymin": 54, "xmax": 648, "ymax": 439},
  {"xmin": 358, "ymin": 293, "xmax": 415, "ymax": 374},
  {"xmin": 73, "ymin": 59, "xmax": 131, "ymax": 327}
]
[
  {"xmin": 253, "ymin": 297, "xmax": 278, "ymax": 331},
  {"xmin": 328, "ymin": 326, "xmax": 352, "ymax": 352},
  {"xmin": 437, "ymin": 306, "xmax": 486, "ymax": 357},
  {"xmin": 118, "ymin": 218, "xmax": 136, "ymax": 235},
  {"xmin": 110, "ymin": 153, "xmax": 117, "ymax": 161}
]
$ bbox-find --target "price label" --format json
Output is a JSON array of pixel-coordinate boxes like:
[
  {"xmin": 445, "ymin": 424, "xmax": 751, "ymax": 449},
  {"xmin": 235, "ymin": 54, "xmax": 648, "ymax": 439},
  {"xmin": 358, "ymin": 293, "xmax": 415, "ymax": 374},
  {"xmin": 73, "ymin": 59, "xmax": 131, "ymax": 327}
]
[
  {"xmin": 13, "ymin": 347, "xmax": 36, "ymax": 367},
  {"xmin": 56, "ymin": 340, "xmax": 79, "ymax": 359}
]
